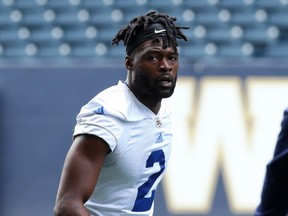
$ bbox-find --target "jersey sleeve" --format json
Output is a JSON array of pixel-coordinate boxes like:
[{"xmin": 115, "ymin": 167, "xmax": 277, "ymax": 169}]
[{"xmin": 73, "ymin": 106, "xmax": 123, "ymax": 152}]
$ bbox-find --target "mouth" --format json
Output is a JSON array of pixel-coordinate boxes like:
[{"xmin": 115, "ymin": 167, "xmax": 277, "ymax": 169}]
[{"xmin": 158, "ymin": 76, "xmax": 173, "ymax": 88}]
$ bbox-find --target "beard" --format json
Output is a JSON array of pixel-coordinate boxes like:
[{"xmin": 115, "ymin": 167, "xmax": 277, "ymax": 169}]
[{"xmin": 133, "ymin": 72, "xmax": 177, "ymax": 100}]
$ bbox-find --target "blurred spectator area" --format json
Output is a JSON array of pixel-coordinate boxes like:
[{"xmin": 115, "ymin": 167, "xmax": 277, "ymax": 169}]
[{"xmin": 0, "ymin": 0, "xmax": 288, "ymax": 60}]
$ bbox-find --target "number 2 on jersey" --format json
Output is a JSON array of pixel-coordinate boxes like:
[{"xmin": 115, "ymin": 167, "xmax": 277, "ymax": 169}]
[{"xmin": 132, "ymin": 149, "xmax": 165, "ymax": 212}]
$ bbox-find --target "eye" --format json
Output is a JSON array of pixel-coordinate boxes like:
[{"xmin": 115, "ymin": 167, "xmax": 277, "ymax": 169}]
[
  {"xmin": 169, "ymin": 54, "xmax": 178, "ymax": 62},
  {"xmin": 147, "ymin": 54, "xmax": 159, "ymax": 61}
]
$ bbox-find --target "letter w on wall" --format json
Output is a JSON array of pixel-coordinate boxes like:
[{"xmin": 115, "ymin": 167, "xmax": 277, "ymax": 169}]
[{"xmin": 163, "ymin": 76, "xmax": 288, "ymax": 214}]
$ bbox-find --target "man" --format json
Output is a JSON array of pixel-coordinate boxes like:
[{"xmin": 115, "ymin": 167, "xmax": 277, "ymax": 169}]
[
  {"xmin": 255, "ymin": 108, "xmax": 288, "ymax": 216},
  {"xmin": 54, "ymin": 11, "xmax": 189, "ymax": 216}
]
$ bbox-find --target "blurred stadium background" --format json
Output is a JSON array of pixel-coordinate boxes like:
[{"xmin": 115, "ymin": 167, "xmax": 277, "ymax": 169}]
[
  {"xmin": 1, "ymin": 0, "xmax": 288, "ymax": 215},
  {"xmin": 0, "ymin": 0, "xmax": 288, "ymax": 60}
]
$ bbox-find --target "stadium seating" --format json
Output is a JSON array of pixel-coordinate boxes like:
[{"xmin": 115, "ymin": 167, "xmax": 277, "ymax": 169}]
[{"xmin": 0, "ymin": 0, "xmax": 287, "ymax": 60}]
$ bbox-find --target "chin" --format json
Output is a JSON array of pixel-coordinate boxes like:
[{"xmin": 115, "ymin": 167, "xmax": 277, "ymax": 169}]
[{"xmin": 160, "ymin": 90, "xmax": 174, "ymax": 98}]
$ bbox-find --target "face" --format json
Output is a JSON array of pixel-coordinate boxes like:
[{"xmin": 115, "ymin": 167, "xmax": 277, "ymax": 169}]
[{"xmin": 126, "ymin": 39, "xmax": 179, "ymax": 102}]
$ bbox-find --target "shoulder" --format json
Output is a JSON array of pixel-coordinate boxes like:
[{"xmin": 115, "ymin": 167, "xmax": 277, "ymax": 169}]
[{"xmin": 80, "ymin": 81, "xmax": 149, "ymax": 121}]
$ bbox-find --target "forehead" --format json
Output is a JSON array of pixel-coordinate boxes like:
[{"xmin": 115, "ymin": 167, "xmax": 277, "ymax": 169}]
[{"xmin": 135, "ymin": 38, "xmax": 177, "ymax": 54}]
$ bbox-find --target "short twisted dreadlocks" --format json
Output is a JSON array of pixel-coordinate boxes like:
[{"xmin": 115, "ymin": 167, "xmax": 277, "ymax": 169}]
[{"xmin": 112, "ymin": 11, "xmax": 189, "ymax": 55}]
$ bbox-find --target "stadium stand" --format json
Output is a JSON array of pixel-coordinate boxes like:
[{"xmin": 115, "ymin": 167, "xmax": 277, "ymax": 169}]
[{"xmin": 0, "ymin": 0, "xmax": 288, "ymax": 60}]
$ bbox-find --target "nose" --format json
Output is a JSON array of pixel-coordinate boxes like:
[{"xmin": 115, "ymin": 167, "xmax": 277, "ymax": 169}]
[{"xmin": 159, "ymin": 58, "xmax": 172, "ymax": 72}]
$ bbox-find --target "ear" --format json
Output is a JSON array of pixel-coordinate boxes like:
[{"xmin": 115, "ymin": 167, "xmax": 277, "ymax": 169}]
[{"xmin": 125, "ymin": 56, "xmax": 133, "ymax": 70}]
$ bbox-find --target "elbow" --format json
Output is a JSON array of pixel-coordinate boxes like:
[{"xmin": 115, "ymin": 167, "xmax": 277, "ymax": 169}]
[
  {"xmin": 53, "ymin": 197, "xmax": 88, "ymax": 216},
  {"xmin": 54, "ymin": 199, "xmax": 69, "ymax": 216},
  {"xmin": 53, "ymin": 202, "xmax": 63, "ymax": 216}
]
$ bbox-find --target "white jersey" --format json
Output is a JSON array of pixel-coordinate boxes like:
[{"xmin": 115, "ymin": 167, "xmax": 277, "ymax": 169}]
[{"xmin": 73, "ymin": 81, "xmax": 172, "ymax": 216}]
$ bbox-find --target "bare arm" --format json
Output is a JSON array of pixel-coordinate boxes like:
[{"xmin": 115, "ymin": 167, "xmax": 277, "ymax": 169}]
[{"xmin": 54, "ymin": 134, "xmax": 110, "ymax": 216}]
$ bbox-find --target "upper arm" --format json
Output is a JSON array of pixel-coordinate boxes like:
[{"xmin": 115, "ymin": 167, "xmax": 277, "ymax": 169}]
[{"xmin": 55, "ymin": 134, "xmax": 110, "ymax": 206}]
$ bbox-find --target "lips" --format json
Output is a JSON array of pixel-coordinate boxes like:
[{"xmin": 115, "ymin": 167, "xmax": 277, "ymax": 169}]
[{"xmin": 158, "ymin": 75, "xmax": 173, "ymax": 88}]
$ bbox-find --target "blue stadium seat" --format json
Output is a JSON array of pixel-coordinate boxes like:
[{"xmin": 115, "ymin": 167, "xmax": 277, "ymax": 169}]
[
  {"xmin": 231, "ymin": 11, "xmax": 257, "ymax": 27},
  {"xmin": 97, "ymin": 26, "xmax": 117, "ymax": 44},
  {"xmin": 218, "ymin": 44, "xmax": 245, "ymax": 57},
  {"xmin": 243, "ymin": 27, "xmax": 271, "ymax": 44},
  {"xmin": 52, "ymin": 7, "xmax": 82, "ymax": 27},
  {"xmin": 37, "ymin": 43, "xmax": 62, "ymax": 58},
  {"xmin": 30, "ymin": 27, "xmax": 54, "ymax": 43},
  {"xmin": 70, "ymin": 42, "xmax": 96, "ymax": 57},
  {"xmin": 0, "ymin": 28, "xmax": 20, "ymax": 43},
  {"xmin": 220, "ymin": 0, "xmax": 254, "ymax": 9},
  {"xmin": 108, "ymin": 45, "xmax": 125, "ymax": 58},
  {"xmin": 45, "ymin": 0, "xmax": 73, "ymax": 8},
  {"xmin": 21, "ymin": 12, "xmax": 46, "ymax": 28},
  {"xmin": 269, "ymin": 12, "xmax": 288, "ymax": 27},
  {"xmin": 13, "ymin": 0, "xmax": 39, "ymax": 9},
  {"xmin": 115, "ymin": 0, "xmax": 147, "ymax": 9},
  {"xmin": 65, "ymin": 27, "xmax": 90, "ymax": 43},
  {"xmin": 265, "ymin": 42, "xmax": 288, "ymax": 57},
  {"xmin": 3, "ymin": 43, "xmax": 26, "ymax": 58},
  {"xmin": 89, "ymin": 10, "xmax": 115, "ymax": 27},
  {"xmin": 180, "ymin": 43, "xmax": 207, "ymax": 59},
  {"xmin": 207, "ymin": 27, "xmax": 233, "ymax": 43},
  {"xmin": 185, "ymin": 0, "xmax": 218, "ymax": 9},
  {"xmin": 255, "ymin": 0, "xmax": 281, "ymax": 10}
]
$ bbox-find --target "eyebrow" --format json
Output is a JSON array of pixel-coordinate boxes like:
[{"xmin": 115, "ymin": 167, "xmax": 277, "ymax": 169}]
[{"xmin": 146, "ymin": 47, "xmax": 178, "ymax": 55}]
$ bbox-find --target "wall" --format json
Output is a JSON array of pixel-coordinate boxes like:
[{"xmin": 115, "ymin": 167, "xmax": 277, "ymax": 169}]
[{"xmin": 0, "ymin": 61, "xmax": 287, "ymax": 216}]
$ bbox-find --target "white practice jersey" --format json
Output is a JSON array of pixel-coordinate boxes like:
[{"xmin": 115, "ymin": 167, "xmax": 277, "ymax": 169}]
[{"xmin": 73, "ymin": 81, "xmax": 172, "ymax": 216}]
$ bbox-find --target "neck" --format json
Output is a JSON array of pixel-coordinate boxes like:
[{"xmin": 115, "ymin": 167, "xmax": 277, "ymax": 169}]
[{"xmin": 124, "ymin": 81, "xmax": 161, "ymax": 114}]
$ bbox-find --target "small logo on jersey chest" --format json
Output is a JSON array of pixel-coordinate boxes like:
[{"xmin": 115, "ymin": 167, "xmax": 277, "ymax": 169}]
[
  {"xmin": 155, "ymin": 117, "xmax": 162, "ymax": 128},
  {"xmin": 156, "ymin": 133, "xmax": 163, "ymax": 143}
]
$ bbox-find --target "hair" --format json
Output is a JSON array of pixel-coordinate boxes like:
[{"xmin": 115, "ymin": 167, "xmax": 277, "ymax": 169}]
[{"xmin": 112, "ymin": 10, "xmax": 189, "ymax": 55}]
